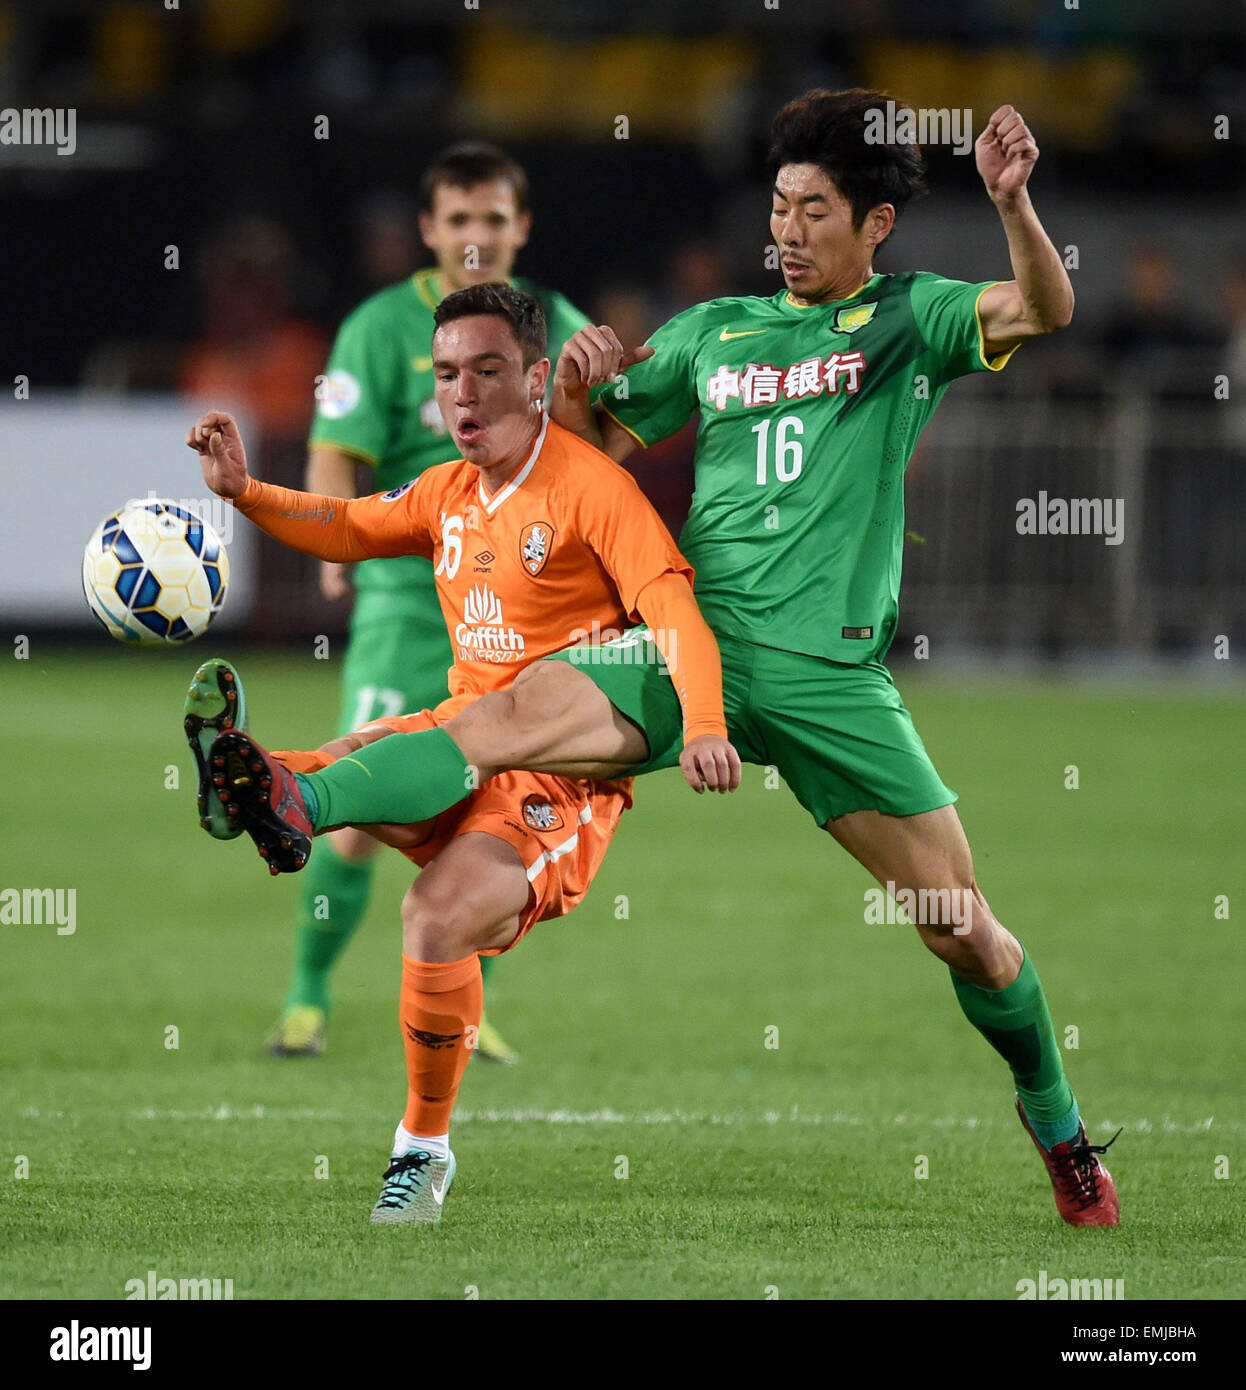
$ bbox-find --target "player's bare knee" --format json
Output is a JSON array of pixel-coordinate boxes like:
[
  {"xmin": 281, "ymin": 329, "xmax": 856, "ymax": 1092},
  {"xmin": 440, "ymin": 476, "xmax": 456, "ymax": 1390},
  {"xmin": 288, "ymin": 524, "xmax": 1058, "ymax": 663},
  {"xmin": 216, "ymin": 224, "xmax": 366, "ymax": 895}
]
[
  {"xmin": 451, "ymin": 664, "xmax": 574, "ymax": 769},
  {"xmin": 507, "ymin": 661, "xmax": 586, "ymax": 742},
  {"xmin": 446, "ymin": 689, "xmax": 518, "ymax": 776},
  {"xmin": 916, "ymin": 882, "xmax": 1017, "ymax": 983},
  {"xmin": 402, "ymin": 883, "xmax": 475, "ymax": 959},
  {"xmin": 511, "ymin": 659, "xmax": 582, "ymax": 710}
]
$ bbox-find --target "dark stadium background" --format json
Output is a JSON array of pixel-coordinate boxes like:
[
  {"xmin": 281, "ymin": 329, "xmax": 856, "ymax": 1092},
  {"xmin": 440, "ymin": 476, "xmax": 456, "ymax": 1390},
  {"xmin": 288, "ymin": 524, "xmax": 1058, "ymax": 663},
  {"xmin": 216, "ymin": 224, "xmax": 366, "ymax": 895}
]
[{"xmin": 2, "ymin": 0, "xmax": 1242, "ymax": 654}]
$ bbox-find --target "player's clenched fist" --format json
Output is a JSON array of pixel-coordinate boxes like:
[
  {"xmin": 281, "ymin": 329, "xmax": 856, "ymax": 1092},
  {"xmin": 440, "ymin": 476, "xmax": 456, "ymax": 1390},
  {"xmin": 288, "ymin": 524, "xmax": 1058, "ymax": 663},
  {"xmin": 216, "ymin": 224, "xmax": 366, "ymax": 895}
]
[
  {"xmin": 680, "ymin": 733, "xmax": 743, "ymax": 795},
  {"xmin": 975, "ymin": 105, "xmax": 1039, "ymax": 203},
  {"xmin": 554, "ymin": 324, "xmax": 655, "ymax": 393},
  {"xmin": 187, "ymin": 410, "xmax": 250, "ymax": 499}
]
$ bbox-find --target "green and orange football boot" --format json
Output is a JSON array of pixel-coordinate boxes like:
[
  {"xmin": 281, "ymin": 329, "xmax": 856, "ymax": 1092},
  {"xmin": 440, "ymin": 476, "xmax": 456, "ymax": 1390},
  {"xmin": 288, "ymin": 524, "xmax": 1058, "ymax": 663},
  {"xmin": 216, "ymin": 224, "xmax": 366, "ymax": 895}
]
[
  {"xmin": 183, "ymin": 658, "xmax": 247, "ymax": 839},
  {"xmin": 209, "ymin": 729, "xmax": 314, "ymax": 875}
]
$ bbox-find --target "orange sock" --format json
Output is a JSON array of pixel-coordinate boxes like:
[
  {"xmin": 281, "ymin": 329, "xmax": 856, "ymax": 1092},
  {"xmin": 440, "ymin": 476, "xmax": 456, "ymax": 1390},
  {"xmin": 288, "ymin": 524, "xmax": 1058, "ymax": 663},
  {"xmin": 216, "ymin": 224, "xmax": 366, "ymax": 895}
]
[
  {"xmin": 400, "ymin": 953, "xmax": 483, "ymax": 1136},
  {"xmin": 271, "ymin": 748, "xmax": 334, "ymax": 774}
]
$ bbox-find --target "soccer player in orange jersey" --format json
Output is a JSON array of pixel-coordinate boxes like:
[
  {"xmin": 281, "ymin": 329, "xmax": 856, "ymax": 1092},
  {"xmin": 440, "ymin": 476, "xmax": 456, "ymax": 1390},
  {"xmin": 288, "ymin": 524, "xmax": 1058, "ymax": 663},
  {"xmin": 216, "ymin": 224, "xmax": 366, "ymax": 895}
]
[{"xmin": 187, "ymin": 283, "xmax": 739, "ymax": 1222}]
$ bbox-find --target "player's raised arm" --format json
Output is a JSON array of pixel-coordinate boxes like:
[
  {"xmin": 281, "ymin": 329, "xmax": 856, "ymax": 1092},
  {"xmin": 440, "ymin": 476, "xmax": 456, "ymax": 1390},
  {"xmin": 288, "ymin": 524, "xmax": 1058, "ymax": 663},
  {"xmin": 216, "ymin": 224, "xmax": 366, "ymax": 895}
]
[
  {"xmin": 551, "ymin": 324, "xmax": 652, "ymax": 461},
  {"xmin": 973, "ymin": 106, "xmax": 1075, "ymax": 356},
  {"xmin": 188, "ymin": 410, "xmax": 433, "ymax": 563}
]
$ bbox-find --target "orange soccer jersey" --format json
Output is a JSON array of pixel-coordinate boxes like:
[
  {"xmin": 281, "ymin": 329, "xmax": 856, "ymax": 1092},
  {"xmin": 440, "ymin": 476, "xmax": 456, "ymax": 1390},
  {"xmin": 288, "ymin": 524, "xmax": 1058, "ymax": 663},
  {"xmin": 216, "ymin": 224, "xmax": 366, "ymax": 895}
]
[
  {"xmin": 235, "ymin": 412, "xmax": 726, "ymax": 738},
  {"xmin": 236, "ymin": 413, "xmax": 728, "ymax": 943}
]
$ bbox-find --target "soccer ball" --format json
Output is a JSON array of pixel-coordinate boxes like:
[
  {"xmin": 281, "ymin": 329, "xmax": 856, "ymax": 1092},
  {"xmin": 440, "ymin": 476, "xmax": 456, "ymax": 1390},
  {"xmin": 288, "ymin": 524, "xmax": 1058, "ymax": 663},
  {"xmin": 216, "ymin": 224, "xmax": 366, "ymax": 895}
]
[{"xmin": 82, "ymin": 499, "xmax": 229, "ymax": 644}]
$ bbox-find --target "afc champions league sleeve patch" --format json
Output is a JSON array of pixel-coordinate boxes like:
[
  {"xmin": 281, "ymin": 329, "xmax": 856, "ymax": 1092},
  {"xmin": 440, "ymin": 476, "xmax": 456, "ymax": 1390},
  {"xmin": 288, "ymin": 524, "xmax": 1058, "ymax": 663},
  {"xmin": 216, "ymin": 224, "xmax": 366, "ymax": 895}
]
[
  {"xmin": 315, "ymin": 369, "xmax": 362, "ymax": 420},
  {"xmin": 382, "ymin": 479, "xmax": 417, "ymax": 501},
  {"xmin": 519, "ymin": 521, "xmax": 555, "ymax": 577}
]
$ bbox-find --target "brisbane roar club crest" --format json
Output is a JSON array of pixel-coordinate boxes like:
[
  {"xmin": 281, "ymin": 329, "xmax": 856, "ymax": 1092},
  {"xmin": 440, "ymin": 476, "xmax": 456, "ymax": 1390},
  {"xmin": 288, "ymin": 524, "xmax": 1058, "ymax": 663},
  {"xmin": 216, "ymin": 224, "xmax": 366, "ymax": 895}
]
[
  {"xmin": 520, "ymin": 521, "xmax": 554, "ymax": 577},
  {"xmin": 521, "ymin": 794, "xmax": 564, "ymax": 833}
]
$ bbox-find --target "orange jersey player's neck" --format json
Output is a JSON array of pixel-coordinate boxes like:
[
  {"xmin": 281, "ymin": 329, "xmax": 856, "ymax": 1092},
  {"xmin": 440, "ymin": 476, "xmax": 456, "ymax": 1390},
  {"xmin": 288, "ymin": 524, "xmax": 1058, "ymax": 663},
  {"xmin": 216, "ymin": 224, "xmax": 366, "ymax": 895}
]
[{"xmin": 474, "ymin": 408, "xmax": 547, "ymax": 498}]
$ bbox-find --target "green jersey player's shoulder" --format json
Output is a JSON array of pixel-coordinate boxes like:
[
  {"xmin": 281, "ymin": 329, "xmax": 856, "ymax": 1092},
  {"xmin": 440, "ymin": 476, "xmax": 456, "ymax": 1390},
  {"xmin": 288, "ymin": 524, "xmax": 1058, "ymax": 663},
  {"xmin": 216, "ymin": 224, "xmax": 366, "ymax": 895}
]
[
  {"xmin": 681, "ymin": 294, "xmax": 777, "ymax": 324},
  {"xmin": 901, "ymin": 269, "xmax": 1017, "ymax": 374},
  {"xmin": 900, "ymin": 268, "xmax": 1003, "ymax": 304},
  {"xmin": 652, "ymin": 294, "xmax": 781, "ymax": 345},
  {"xmin": 512, "ymin": 276, "xmax": 570, "ymax": 308},
  {"xmin": 902, "ymin": 269, "xmax": 974, "ymax": 291},
  {"xmin": 511, "ymin": 278, "xmax": 590, "ymax": 338},
  {"xmin": 342, "ymin": 271, "xmax": 439, "ymax": 328}
]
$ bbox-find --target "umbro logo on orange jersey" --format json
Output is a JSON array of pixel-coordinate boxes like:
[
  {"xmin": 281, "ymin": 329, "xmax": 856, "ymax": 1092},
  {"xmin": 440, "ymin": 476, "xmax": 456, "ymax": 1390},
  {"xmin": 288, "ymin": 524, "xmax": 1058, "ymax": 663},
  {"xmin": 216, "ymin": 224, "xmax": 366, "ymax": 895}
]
[
  {"xmin": 718, "ymin": 327, "xmax": 767, "ymax": 341},
  {"xmin": 473, "ymin": 549, "xmax": 494, "ymax": 573}
]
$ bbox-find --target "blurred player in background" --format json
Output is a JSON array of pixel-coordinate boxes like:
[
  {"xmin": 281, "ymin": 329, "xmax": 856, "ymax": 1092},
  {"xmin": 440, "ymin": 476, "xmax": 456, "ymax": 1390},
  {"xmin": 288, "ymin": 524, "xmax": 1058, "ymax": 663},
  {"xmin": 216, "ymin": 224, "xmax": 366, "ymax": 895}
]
[{"xmin": 268, "ymin": 143, "xmax": 590, "ymax": 1059}]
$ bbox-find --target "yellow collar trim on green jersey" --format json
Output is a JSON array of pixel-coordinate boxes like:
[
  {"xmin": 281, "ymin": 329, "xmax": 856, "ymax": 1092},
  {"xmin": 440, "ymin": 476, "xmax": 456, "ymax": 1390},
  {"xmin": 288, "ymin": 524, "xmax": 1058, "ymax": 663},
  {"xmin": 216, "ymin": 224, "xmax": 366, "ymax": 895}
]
[
  {"xmin": 784, "ymin": 273, "xmax": 879, "ymax": 310},
  {"xmin": 411, "ymin": 267, "xmax": 520, "ymax": 310},
  {"xmin": 411, "ymin": 268, "xmax": 442, "ymax": 309}
]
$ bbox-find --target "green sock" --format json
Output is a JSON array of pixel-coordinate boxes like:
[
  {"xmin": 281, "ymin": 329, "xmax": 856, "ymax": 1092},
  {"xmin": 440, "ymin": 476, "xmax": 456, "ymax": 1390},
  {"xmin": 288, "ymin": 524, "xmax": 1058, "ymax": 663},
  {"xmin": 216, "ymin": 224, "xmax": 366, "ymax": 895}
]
[
  {"xmin": 299, "ymin": 727, "xmax": 470, "ymax": 831},
  {"xmin": 478, "ymin": 952, "xmax": 495, "ymax": 993},
  {"xmin": 283, "ymin": 842, "xmax": 374, "ymax": 1014},
  {"xmin": 951, "ymin": 951, "xmax": 1080, "ymax": 1148}
]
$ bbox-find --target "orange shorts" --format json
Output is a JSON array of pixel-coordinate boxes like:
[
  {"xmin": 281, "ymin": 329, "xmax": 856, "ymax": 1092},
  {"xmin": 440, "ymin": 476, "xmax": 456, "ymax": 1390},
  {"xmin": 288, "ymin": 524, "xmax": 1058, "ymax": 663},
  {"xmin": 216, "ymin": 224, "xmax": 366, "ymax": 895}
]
[{"xmin": 348, "ymin": 701, "xmax": 634, "ymax": 955}]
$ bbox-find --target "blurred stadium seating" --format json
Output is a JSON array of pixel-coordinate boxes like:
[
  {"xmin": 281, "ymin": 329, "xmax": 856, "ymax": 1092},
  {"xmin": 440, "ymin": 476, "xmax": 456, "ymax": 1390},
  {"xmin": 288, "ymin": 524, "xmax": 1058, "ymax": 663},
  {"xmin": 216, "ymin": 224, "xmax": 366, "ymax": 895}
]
[{"xmin": 0, "ymin": 0, "xmax": 1240, "ymax": 658}]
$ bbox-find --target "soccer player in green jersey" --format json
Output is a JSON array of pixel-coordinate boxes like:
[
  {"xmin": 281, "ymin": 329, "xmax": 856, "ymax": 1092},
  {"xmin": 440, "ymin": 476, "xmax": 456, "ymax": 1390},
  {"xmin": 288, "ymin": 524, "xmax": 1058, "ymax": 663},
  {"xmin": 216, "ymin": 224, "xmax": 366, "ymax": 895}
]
[
  {"xmin": 269, "ymin": 143, "xmax": 590, "ymax": 1058},
  {"xmin": 230, "ymin": 91, "xmax": 1119, "ymax": 1226}
]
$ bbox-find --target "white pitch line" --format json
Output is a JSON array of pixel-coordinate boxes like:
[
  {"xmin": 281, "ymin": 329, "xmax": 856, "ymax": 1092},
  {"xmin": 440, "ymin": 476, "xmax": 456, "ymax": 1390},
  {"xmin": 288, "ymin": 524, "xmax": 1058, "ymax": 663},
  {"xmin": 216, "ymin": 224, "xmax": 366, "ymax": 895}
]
[{"xmin": 12, "ymin": 1104, "xmax": 1234, "ymax": 1135}]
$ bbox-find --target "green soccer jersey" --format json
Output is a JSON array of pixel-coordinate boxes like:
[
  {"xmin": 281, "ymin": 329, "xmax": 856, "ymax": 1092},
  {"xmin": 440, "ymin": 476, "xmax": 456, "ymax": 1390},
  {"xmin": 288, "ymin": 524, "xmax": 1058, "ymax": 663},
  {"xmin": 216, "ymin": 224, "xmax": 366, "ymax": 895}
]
[
  {"xmin": 311, "ymin": 267, "xmax": 590, "ymax": 619},
  {"xmin": 597, "ymin": 272, "xmax": 1016, "ymax": 664}
]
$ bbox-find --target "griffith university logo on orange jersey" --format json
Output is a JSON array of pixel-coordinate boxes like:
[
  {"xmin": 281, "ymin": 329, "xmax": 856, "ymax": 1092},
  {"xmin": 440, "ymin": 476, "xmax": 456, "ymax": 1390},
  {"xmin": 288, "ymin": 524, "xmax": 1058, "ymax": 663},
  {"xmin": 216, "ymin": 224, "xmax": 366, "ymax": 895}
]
[
  {"xmin": 455, "ymin": 582, "xmax": 526, "ymax": 664},
  {"xmin": 519, "ymin": 521, "xmax": 554, "ymax": 576}
]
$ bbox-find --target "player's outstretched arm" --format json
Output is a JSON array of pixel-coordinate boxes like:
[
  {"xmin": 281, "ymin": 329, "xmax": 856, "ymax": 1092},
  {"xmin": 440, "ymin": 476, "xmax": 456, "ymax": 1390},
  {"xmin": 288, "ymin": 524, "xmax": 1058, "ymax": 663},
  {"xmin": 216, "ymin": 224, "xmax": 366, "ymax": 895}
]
[
  {"xmin": 187, "ymin": 409, "xmax": 432, "ymax": 564},
  {"xmin": 552, "ymin": 324, "xmax": 652, "ymax": 461},
  {"xmin": 973, "ymin": 106, "xmax": 1075, "ymax": 356}
]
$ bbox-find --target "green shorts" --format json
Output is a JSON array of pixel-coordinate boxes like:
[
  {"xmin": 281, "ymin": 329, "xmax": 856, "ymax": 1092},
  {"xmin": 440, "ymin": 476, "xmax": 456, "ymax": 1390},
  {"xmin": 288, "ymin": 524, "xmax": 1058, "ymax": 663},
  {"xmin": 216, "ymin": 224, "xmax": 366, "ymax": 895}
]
[
  {"xmin": 336, "ymin": 601, "xmax": 454, "ymax": 737},
  {"xmin": 546, "ymin": 628, "xmax": 956, "ymax": 825}
]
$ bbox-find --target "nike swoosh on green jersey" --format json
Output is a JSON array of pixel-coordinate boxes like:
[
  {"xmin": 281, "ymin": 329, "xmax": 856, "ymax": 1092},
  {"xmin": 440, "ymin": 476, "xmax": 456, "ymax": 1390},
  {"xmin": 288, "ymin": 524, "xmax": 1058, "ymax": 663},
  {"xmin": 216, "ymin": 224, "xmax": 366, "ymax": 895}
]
[{"xmin": 718, "ymin": 328, "xmax": 768, "ymax": 341}]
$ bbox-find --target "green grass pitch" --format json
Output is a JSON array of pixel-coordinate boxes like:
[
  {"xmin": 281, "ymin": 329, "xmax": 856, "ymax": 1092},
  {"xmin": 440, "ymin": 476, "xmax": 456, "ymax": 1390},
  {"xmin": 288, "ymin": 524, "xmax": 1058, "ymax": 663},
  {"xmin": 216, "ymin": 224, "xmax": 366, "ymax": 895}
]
[{"xmin": 2, "ymin": 648, "xmax": 1242, "ymax": 1299}]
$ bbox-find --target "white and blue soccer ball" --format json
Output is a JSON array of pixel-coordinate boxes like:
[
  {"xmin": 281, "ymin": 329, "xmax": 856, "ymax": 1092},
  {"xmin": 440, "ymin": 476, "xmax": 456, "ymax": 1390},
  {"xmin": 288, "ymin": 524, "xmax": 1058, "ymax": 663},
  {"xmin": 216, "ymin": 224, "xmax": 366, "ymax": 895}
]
[{"xmin": 82, "ymin": 499, "xmax": 229, "ymax": 645}]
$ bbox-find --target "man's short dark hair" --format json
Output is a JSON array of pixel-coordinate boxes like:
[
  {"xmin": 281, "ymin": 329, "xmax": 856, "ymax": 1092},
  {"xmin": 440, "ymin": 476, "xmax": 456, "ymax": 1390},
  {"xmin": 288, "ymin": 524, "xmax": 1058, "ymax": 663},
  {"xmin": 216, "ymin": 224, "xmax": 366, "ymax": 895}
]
[
  {"xmin": 433, "ymin": 283, "xmax": 547, "ymax": 367},
  {"xmin": 767, "ymin": 88, "xmax": 928, "ymax": 242},
  {"xmin": 418, "ymin": 142, "xmax": 530, "ymax": 215}
]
